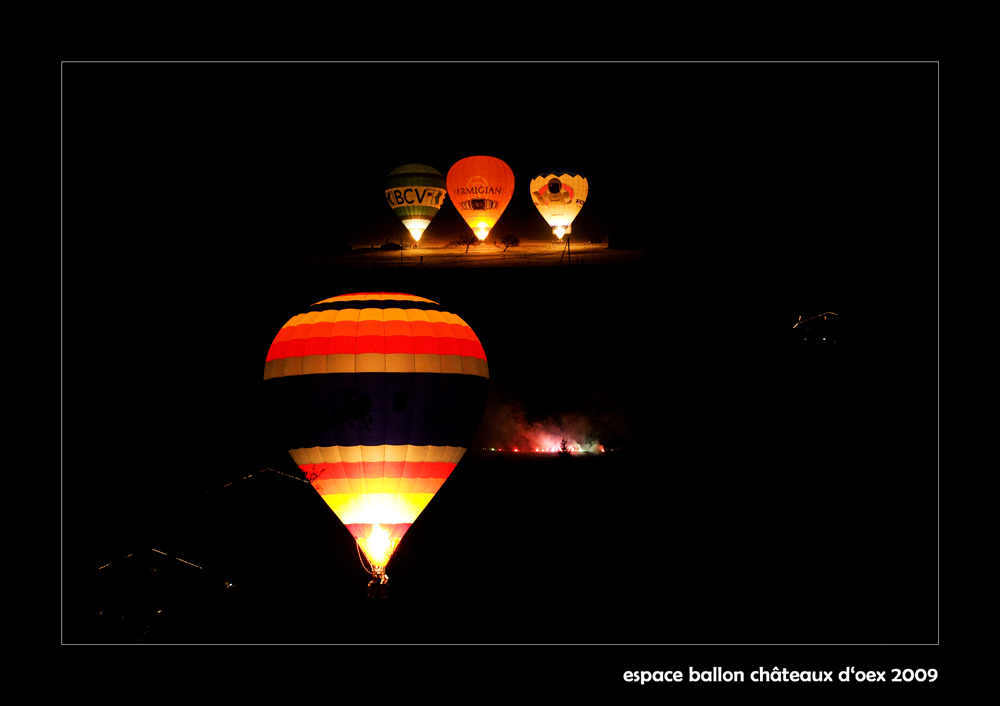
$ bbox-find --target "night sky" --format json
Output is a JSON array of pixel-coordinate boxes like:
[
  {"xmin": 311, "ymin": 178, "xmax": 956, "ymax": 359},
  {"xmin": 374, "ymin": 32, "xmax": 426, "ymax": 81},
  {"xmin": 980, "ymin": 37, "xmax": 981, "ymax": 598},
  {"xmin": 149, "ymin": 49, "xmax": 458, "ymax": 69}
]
[{"xmin": 62, "ymin": 62, "xmax": 938, "ymax": 658}]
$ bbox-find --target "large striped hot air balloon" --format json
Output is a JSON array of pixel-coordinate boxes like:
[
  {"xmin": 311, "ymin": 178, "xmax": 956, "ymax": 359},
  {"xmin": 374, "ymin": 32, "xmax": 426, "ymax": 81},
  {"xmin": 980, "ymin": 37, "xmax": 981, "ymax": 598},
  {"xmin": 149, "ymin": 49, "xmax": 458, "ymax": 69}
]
[
  {"xmin": 529, "ymin": 168, "xmax": 588, "ymax": 239},
  {"xmin": 262, "ymin": 293, "xmax": 489, "ymax": 584},
  {"xmin": 446, "ymin": 156, "xmax": 515, "ymax": 241},
  {"xmin": 384, "ymin": 164, "xmax": 448, "ymax": 242}
]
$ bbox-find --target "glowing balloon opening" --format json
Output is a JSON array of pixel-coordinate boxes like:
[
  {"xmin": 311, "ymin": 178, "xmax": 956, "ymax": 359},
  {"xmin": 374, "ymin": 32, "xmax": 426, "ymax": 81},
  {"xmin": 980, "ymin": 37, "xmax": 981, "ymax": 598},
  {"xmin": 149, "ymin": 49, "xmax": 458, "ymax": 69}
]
[
  {"xmin": 408, "ymin": 228, "xmax": 424, "ymax": 241},
  {"xmin": 358, "ymin": 523, "xmax": 399, "ymax": 570},
  {"xmin": 476, "ymin": 224, "xmax": 490, "ymax": 240},
  {"xmin": 554, "ymin": 226, "xmax": 566, "ymax": 239}
]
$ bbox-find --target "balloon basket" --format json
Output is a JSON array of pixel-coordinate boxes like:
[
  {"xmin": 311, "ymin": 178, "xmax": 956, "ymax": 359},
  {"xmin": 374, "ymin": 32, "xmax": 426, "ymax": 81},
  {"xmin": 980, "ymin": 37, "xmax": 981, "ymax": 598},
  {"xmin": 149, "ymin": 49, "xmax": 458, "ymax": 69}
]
[{"xmin": 366, "ymin": 567, "xmax": 389, "ymax": 598}]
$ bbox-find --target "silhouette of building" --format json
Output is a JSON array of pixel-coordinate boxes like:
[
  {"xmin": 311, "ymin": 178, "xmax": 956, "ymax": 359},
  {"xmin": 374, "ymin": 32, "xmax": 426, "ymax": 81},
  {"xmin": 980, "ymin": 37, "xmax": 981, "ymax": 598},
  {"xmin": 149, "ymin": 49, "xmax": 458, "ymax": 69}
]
[
  {"xmin": 793, "ymin": 311, "xmax": 838, "ymax": 344},
  {"xmin": 65, "ymin": 468, "xmax": 324, "ymax": 643}
]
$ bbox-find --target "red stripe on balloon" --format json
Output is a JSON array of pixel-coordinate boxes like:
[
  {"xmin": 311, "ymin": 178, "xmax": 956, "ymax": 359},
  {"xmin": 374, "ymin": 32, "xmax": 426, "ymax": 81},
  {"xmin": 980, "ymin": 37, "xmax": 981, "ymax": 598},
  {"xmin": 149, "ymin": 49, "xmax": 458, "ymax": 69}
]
[
  {"xmin": 267, "ymin": 340, "xmax": 288, "ymax": 360},
  {"xmin": 412, "ymin": 336, "xmax": 440, "ymax": 354},
  {"xmin": 267, "ymin": 320, "xmax": 487, "ymax": 363},
  {"xmin": 268, "ymin": 335, "xmax": 485, "ymax": 361},
  {"xmin": 345, "ymin": 522, "xmax": 412, "ymax": 540},
  {"xmin": 302, "ymin": 461, "xmax": 456, "ymax": 481},
  {"xmin": 384, "ymin": 335, "xmax": 415, "ymax": 354},
  {"xmin": 435, "ymin": 337, "xmax": 461, "ymax": 356},
  {"xmin": 355, "ymin": 335, "xmax": 385, "ymax": 354}
]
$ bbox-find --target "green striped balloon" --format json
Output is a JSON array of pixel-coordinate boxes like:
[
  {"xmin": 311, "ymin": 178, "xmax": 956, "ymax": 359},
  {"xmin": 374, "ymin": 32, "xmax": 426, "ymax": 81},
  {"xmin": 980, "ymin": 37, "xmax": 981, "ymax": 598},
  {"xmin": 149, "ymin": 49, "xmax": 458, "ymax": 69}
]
[{"xmin": 384, "ymin": 164, "xmax": 448, "ymax": 242}]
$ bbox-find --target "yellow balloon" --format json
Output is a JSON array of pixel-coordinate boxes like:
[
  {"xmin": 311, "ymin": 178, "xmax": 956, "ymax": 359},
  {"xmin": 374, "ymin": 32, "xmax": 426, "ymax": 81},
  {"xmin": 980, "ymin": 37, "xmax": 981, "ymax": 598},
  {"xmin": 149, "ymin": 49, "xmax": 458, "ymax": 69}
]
[{"xmin": 529, "ymin": 169, "xmax": 589, "ymax": 239}]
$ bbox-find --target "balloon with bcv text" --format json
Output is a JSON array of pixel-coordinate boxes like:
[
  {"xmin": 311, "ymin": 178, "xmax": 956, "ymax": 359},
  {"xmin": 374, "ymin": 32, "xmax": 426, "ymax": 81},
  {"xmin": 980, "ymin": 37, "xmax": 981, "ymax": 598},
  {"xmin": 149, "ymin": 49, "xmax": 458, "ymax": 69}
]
[{"xmin": 384, "ymin": 164, "xmax": 448, "ymax": 242}]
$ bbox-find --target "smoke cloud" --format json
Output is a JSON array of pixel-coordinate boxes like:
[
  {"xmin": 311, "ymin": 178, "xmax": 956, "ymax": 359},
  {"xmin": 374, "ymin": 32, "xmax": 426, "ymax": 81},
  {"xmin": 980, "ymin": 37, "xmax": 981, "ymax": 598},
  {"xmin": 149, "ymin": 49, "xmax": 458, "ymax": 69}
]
[{"xmin": 473, "ymin": 390, "xmax": 629, "ymax": 453}]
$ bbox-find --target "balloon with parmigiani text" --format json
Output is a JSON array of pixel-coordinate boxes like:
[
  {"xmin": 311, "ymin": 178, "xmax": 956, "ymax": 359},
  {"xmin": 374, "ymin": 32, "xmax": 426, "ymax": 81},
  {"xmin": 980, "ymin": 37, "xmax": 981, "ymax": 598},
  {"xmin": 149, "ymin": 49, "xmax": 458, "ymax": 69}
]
[
  {"xmin": 262, "ymin": 293, "xmax": 489, "ymax": 583},
  {"xmin": 384, "ymin": 164, "xmax": 448, "ymax": 242},
  {"xmin": 529, "ymin": 169, "xmax": 588, "ymax": 239},
  {"xmin": 446, "ymin": 156, "xmax": 515, "ymax": 240}
]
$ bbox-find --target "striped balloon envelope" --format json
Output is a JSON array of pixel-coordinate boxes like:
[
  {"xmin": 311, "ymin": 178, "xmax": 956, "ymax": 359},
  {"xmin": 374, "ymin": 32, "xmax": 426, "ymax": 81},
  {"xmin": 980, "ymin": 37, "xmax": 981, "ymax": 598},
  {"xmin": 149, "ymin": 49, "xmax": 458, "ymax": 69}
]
[
  {"xmin": 384, "ymin": 164, "xmax": 448, "ymax": 242},
  {"xmin": 263, "ymin": 293, "xmax": 489, "ymax": 580}
]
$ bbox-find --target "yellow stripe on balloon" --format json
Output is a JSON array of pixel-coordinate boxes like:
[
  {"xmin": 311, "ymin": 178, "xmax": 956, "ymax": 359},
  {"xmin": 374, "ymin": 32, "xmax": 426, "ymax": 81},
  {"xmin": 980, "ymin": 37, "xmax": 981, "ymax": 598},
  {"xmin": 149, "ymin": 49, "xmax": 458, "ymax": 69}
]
[
  {"xmin": 323, "ymin": 493, "xmax": 436, "ymax": 525},
  {"xmin": 289, "ymin": 444, "xmax": 466, "ymax": 466}
]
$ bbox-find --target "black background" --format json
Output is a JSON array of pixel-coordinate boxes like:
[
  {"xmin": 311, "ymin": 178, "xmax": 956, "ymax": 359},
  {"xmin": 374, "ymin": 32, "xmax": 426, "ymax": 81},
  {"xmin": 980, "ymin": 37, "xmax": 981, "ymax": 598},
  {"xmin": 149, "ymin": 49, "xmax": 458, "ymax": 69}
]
[{"xmin": 62, "ymin": 62, "xmax": 939, "ymax": 678}]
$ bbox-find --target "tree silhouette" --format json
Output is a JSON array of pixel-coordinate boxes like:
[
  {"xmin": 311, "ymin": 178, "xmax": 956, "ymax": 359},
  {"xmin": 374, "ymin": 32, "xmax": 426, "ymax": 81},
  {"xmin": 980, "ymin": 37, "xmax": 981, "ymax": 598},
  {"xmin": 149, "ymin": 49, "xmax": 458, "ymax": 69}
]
[
  {"xmin": 491, "ymin": 221, "xmax": 520, "ymax": 251},
  {"xmin": 457, "ymin": 230, "xmax": 479, "ymax": 253}
]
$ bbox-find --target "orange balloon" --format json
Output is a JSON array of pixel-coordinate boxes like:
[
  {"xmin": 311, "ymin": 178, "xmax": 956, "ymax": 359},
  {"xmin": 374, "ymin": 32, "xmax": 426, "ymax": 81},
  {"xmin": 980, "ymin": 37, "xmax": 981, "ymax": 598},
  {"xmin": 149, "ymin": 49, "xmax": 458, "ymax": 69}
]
[{"xmin": 446, "ymin": 156, "xmax": 515, "ymax": 240}]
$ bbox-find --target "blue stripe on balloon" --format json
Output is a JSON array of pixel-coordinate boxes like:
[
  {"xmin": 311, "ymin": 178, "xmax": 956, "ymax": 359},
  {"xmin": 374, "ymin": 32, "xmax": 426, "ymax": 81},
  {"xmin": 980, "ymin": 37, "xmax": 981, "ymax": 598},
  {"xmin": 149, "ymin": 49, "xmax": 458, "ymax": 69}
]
[{"xmin": 264, "ymin": 372, "xmax": 489, "ymax": 449}]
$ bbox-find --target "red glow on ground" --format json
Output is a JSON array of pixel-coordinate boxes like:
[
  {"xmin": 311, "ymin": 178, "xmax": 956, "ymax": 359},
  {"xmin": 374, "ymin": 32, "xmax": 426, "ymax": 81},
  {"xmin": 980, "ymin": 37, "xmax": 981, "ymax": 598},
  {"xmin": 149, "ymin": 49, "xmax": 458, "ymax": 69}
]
[{"xmin": 483, "ymin": 442, "xmax": 606, "ymax": 454}]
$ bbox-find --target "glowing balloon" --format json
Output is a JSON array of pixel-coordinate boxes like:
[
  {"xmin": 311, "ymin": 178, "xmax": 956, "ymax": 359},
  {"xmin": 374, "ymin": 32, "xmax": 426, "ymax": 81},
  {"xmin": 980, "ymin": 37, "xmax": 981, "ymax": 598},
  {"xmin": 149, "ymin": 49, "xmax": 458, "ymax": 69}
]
[
  {"xmin": 263, "ymin": 293, "xmax": 489, "ymax": 582},
  {"xmin": 384, "ymin": 164, "xmax": 448, "ymax": 242},
  {"xmin": 529, "ymin": 168, "xmax": 589, "ymax": 239},
  {"xmin": 446, "ymin": 156, "xmax": 515, "ymax": 240}
]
